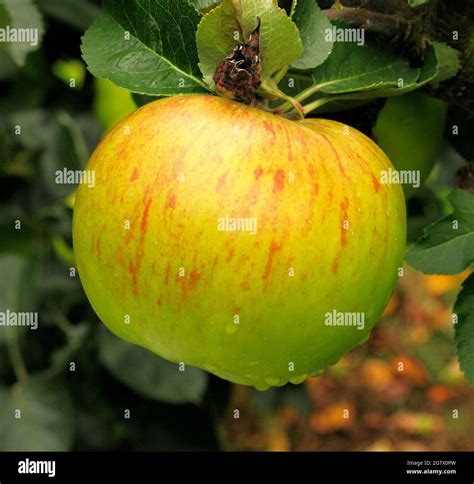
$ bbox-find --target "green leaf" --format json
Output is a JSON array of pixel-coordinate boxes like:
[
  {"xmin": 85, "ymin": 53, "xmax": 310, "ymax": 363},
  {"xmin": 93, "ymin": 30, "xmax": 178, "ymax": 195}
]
[
  {"xmin": 81, "ymin": 2, "xmax": 208, "ymax": 96},
  {"xmin": 0, "ymin": 0, "xmax": 44, "ymax": 66},
  {"xmin": 40, "ymin": 112, "xmax": 88, "ymax": 199},
  {"xmin": 406, "ymin": 190, "xmax": 474, "ymax": 274},
  {"xmin": 278, "ymin": 71, "xmax": 313, "ymax": 98},
  {"xmin": 454, "ymin": 273, "xmax": 474, "ymax": 386},
  {"xmin": 196, "ymin": 0, "xmax": 302, "ymax": 87},
  {"xmin": 98, "ymin": 330, "xmax": 208, "ymax": 405},
  {"xmin": 35, "ymin": 0, "xmax": 99, "ymax": 31},
  {"xmin": 51, "ymin": 322, "xmax": 91, "ymax": 371},
  {"xmin": 189, "ymin": 0, "xmax": 223, "ymax": 13},
  {"xmin": 409, "ymin": 0, "xmax": 430, "ymax": 5},
  {"xmin": 0, "ymin": 50, "xmax": 18, "ymax": 80},
  {"xmin": 0, "ymin": 254, "xmax": 30, "ymax": 312},
  {"xmin": 0, "ymin": 254, "xmax": 39, "ymax": 343},
  {"xmin": 311, "ymin": 38, "xmax": 420, "ymax": 94},
  {"xmin": 0, "ymin": 375, "xmax": 74, "ymax": 450},
  {"xmin": 430, "ymin": 41, "xmax": 461, "ymax": 88},
  {"xmin": 291, "ymin": 0, "xmax": 333, "ymax": 70},
  {"xmin": 6, "ymin": 109, "xmax": 54, "ymax": 150}
]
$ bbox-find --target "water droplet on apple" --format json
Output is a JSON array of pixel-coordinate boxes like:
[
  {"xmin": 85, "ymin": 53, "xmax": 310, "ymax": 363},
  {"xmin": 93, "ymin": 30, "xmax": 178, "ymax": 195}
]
[{"xmin": 289, "ymin": 373, "xmax": 308, "ymax": 384}]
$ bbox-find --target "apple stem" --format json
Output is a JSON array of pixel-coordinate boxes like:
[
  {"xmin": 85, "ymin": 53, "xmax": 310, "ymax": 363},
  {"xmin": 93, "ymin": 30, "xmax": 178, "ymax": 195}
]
[{"xmin": 260, "ymin": 79, "xmax": 304, "ymax": 119}]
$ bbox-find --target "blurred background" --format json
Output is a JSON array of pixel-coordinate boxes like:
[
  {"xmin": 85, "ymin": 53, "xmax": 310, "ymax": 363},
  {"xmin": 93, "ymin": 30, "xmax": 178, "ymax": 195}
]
[{"xmin": 0, "ymin": 0, "xmax": 473, "ymax": 451}]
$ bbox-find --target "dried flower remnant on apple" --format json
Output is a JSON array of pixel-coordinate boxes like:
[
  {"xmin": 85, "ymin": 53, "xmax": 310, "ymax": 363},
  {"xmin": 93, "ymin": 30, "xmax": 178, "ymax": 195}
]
[{"xmin": 213, "ymin": 17, "xmax": 262, "ymax": 105}]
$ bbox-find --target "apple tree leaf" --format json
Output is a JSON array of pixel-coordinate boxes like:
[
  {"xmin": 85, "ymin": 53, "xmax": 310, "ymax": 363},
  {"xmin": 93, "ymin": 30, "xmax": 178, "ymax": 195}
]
[
  {"xmin": 430, "ymin": 41, "xmax": 462, "ymax": 88},
  {"xmin": 311, "ymin": 38, "xmax": 421, "ymax": 94},
  {"xmin": 196, "ymin": 0, "xmax": 302, "ymax": 88},
  {"xmin": 0, "ymin": 254, "xmax": 39, "ymax": 344},
  {"xmin": 98, "ymin": 330, "xmax": 208, "ymax": 405},
  {"xmin": 81, "ymin": 0, "xmax": 209, "ymax": 96},
  {"xmin": 0, "ymin": 0, "xmax": 44, "ymax": 66},
  {"xmin": 189, "ymin": 0, "xmax": 223, "ymax": 13},
  {"xmin": 454, "ymin": 273, "xmax": 474, "ymax": 386},
  {"xmin": 278, "ymin": 71, "xmax": 314, "ymax": 99},
  {"xmin": 337, "ymin": 44, "xmax": 438, "ymax": 99},
  {"xmin": 0, "ymin": 375, "xmax": 74, "ymax": 450},
  {"xmin": 35, "ymin": 0, "xmax": 99, "ymax": 31},
  {"xmin": 406, "ymin": 190, "xmax": 474, "ymax": 274},
  {"xmin": 291, "ymin": 0, "xmax": 333, "ymax": 70}
]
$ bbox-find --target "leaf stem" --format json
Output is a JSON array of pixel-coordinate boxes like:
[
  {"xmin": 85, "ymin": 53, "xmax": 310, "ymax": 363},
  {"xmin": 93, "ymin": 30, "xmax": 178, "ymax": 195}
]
[
  {"xmin": 53, "ymin": 311, "xmax": 74, "ymax": 335},
  {"xmin": 272, "ymin": 66, "xmax": 289, "ymax": 85},
  {"xmin": 299, "ymin": 92, "xmax": 373, "ymax": 116},
  {"xmin": 301, "ymin": 97, "xmax": 332, "ymax": 115},
  {"xmin": 7, "ymin": 329, "xmax": 28, "ymax": 382},
  {"xmin": 276, "ymin": 81, "xmax": 323, "ymax": 114}
]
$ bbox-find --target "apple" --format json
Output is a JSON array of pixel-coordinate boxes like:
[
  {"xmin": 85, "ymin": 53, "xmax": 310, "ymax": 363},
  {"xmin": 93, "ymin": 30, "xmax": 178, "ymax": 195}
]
[
  {"xmin": 94, "ymin": 78, "xmax": 137, "ymax": 132},
  {"xmin": 73, "ymin": 95, "xmax": 406, "ymax": 390},
  {"xmin": 373, "ymin": 92, "xmax": 447, "ymax": 199}
]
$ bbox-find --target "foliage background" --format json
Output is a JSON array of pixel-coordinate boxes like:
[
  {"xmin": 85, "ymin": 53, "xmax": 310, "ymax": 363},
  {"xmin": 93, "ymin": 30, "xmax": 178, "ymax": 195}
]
[{"xmin": 0, "ymin": 0, "xmax": 473, "ymax": 451}]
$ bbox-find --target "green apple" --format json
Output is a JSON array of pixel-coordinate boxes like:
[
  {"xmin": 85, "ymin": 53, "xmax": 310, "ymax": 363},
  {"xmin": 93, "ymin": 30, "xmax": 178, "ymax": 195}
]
[
  {"xmin": 94, "ymin": 78, "xmax": 136, "ymax": 132},
  {"xmin": 73, "ymin": 95, "xmax": 406, "ymax": 389},
  {"xmin": 373, "ymin": 92, "xmax": 447, "ymax": 199}
]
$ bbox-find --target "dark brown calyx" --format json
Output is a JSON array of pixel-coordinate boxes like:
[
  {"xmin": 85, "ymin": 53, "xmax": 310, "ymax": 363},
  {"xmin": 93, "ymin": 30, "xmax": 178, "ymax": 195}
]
[{"xmin": 213, "ymin": 17, "xmax": 262, "ymax": 105}]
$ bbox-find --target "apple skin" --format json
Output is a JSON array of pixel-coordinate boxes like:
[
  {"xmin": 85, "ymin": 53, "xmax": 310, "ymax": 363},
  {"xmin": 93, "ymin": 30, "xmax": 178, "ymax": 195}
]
[{"xmin": 73, "ymin": 95, "xmax": 406, "ymax": 389}]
